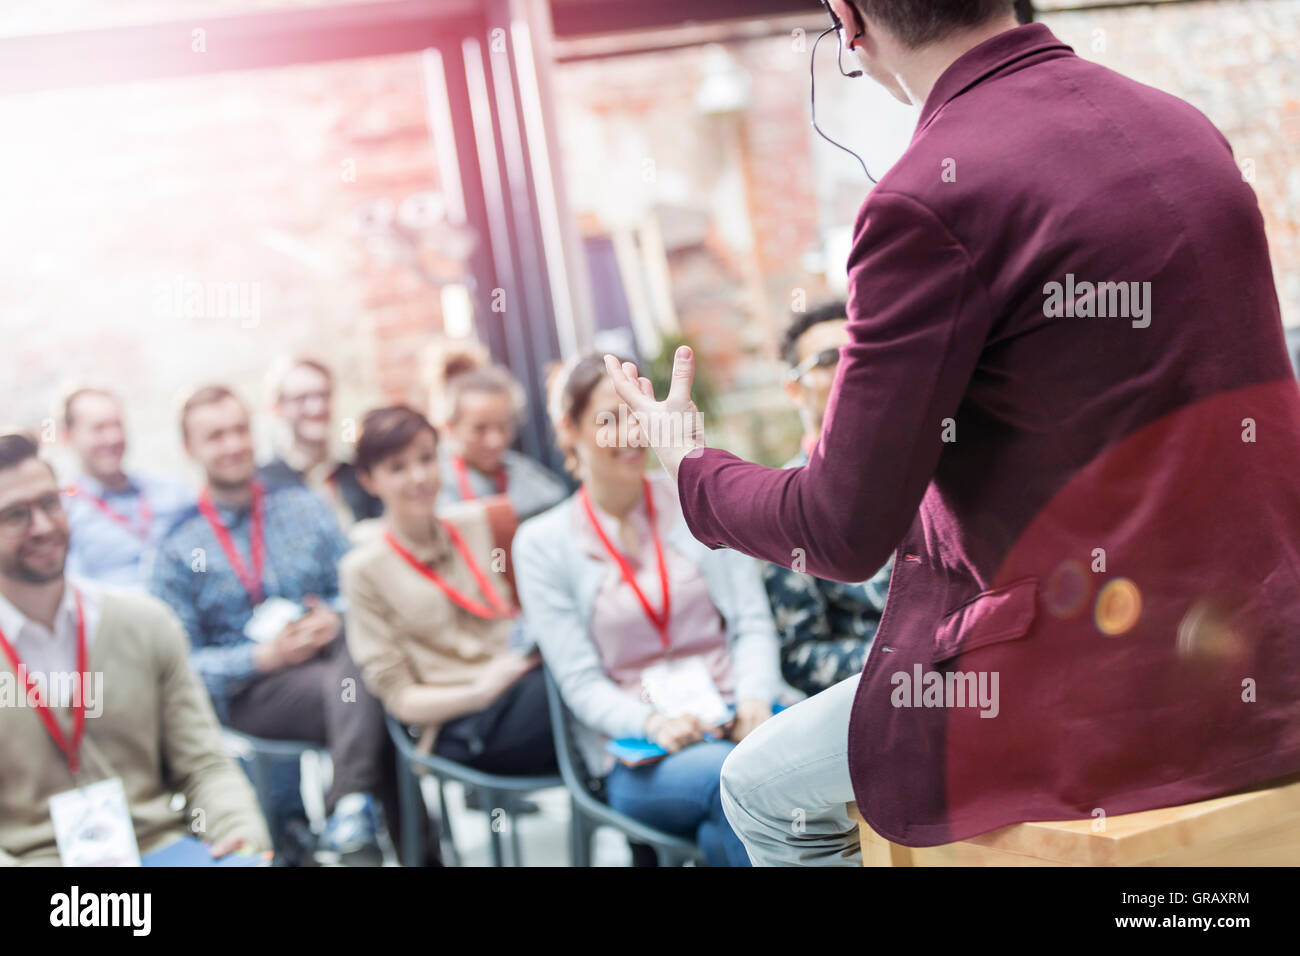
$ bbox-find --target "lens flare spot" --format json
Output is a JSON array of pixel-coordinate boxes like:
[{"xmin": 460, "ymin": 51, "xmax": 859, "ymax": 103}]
[
  {"xmin": 1177, "ymin": 599, "xmax": 1247, "ymax": 663},
  {"xmin": 1095, "ymin": 578, "xmax": 1141, "ymax": 636},
  {"xmin": 1044, "ymin": 559, "xmax": 1090, "ymax": 619}
]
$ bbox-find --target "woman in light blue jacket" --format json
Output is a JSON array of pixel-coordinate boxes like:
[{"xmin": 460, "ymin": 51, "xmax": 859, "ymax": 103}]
[{"xmin": 513, "ymin": 354, "xmax": 792, "ymax": 867}]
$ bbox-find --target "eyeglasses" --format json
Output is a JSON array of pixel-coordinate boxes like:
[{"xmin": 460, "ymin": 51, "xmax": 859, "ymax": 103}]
[
  {"xmin": 787, "ymin": 348, "xmax": 841, "ymax": 383},
  {"xmin": 0, "ymin": 492, "xmax": 65, "ymax": 534}
]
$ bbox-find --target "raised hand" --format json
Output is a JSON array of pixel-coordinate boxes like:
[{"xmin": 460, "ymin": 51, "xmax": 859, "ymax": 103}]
[{"xmin": 603, "ymin": 346, "xmax": 707, "ymax": 482}]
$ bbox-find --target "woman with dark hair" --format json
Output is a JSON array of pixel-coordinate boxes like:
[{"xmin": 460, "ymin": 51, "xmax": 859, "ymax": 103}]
[
  {"xmin": 339, "ymin": 405, "xmax": 556, "ymax": 780},
  {"xmin": 512, "ymin": 355, "xmax": 792, "ymax": 867}
]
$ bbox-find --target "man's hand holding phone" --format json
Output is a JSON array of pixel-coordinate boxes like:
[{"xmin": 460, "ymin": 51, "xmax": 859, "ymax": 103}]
[{"xmin": 252, "ymin": 596, "xmax": 339, "ymax": 671}]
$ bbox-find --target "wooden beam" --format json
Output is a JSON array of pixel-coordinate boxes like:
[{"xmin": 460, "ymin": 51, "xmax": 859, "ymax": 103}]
[
  {"xmin": 549, "ymin": 0, "xmax": 820, "ymax": 39},
  {"xmin": 0, "ymin": 0, "xmax": 482, "ymax": 94}
]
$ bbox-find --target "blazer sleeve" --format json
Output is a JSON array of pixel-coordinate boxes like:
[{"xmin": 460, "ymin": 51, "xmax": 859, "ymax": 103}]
[
  {"xmin": 513, "ymin": 520, "xmax": 654, "ymax": 739},
  {"xmin": 677, "ymin": 190, "xmax": 995, "ymax": 582}
]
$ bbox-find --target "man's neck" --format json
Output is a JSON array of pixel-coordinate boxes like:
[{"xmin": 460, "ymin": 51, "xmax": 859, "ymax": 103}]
[
  {"xmin": 463, "ymin": 457, "xmax": 502, "ymax": 478},
  {"xmin": 86, "ymin": 467, "xmax": 129, "ymax": 492},
  {"xmin": 0, "ymin": 574, "xmax": 65, "ymax": 630},
  {"xmin": 892, "ymin": 15, "xmax": 1020, "ymax": 107},
  {"xmin": 287, "ymin": 437, "xmax": 329, "ymax": 473},
  {"xmin": 206, "ymin": 478, "xmax": 254, "ymax": 509}
]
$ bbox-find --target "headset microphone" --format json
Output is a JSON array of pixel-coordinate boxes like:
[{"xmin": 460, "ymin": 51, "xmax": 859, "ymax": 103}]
[
  {"xmin": 812, "ymin": 1, "xmax": 877, "ymax": 182},
  {"xmin": 821, "ymin": 2, "xmax": 864, "ymax": 77}
]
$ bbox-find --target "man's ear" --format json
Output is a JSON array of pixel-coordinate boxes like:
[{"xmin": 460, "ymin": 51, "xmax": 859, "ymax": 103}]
[{"xmin": 827, "ymin": 0, "xmax": 863, "ymax": 45}]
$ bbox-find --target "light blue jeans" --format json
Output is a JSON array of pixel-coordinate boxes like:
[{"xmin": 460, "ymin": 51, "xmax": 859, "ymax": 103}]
[
  {"xmin": 720, "ymin": 674, "xmax": 861, "ymax": 866},
  {"xmin": 605, "ymin": 740, "xmax": 752, "ymax": 867}
]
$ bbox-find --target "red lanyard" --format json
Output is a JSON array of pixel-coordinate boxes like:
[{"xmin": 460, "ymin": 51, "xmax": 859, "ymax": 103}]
[
  {"xmin": 69, "ymin": 483, "xmax": 152, "ymax": 541},
  {"xmin": 197, "ymin": 482, "xmax": 266, "ymax": 606},
  {"xmin": 452, "ymin": 455, "xmax": 507, "ymax": 501},
  {"xmin": 385, "ymin": 523, "xmax": 517, "ymax": 620},
  {"xmin": 0, "ymin": 588, "xmax": 88, "ymax": 773},
  {"xmin": 580, "ymin": 478, "xmax": 671, "ymax": 650}
]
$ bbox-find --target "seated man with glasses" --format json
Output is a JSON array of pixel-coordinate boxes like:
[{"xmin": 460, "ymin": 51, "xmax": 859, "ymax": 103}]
[
  {"xmin": 0, "ymin": 432, "xmax": 270, "ymax": 866},
  {"xmin": 765, "ymin": 301, "xmax": 893, "ymax": 697},
  {"xmin": 259, "ymin": 356, "xmax": 383, "ymax": 532}
]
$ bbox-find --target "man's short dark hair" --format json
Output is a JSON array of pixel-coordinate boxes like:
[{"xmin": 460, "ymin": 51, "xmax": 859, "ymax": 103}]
[
  {"xmin": 62, "ymin": 386, "xmax": 119, "ymax": 430},
  {"xmin": 0, "ymin": 431, "xmax": 44, "ymax": 474},
  {"xmin": 850, "ymin": 0, "xmax": 1018, "ymax": 48},
  {"xmin": 180, "ymin": 385, "xmax": 242, "ymax": 441},
  {"xmin": 780, "ymin": 300, "xmax": 849, "ymax": 366}
]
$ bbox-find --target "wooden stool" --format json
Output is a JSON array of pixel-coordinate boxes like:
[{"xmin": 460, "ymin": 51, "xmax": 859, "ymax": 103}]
[{"xmin": 849, "ymin": 775, "xmax": 1300, "ymax": 866}]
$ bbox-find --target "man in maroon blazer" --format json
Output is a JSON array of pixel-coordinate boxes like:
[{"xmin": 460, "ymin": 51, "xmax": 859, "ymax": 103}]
[{"xmin": 606, "ymin": 0, "xmax": 1300, "ymax": 864}]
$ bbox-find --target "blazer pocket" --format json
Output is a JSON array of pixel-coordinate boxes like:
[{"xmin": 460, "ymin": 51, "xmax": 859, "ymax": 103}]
[{"xmin": 931, "ymin": 577, "xmax": 1039, "ymax": 666}]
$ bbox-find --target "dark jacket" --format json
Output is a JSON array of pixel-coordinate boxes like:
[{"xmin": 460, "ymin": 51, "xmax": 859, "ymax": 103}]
[
  {"xmin": 258, "ymin": 457, "xmax": 383, "ymax": 524},
  {"xmin": 678, "ymin": 24, "xmax": 1300, "ymax": 846}
]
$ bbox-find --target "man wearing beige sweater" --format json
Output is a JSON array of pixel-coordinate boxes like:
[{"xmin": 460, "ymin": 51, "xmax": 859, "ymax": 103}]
[{"xmin": 0, "ymin": 431, "xmax": 269, "ymax": 866}]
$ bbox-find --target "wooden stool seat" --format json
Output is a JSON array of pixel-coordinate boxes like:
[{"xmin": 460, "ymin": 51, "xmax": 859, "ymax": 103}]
[{"xmin": 849, "ymin": 775, "xmax": 1300, "ymax": 866}]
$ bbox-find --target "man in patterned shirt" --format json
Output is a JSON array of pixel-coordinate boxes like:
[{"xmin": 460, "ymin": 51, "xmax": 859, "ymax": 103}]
[
  {"xmin": 150, "ymin": 386, "xmax": 406, "ymax": 866},
  {"xmin": 763, "ymin": 302, "xmax": 894, "ymax": 696}
]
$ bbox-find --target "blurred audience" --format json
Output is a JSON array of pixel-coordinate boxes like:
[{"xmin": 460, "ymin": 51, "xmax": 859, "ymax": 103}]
[
  {"xmin": 148, "ymin": 385, "xmax": 396, "ymax": 866},
  {"xmin": 0, "ymin": 432, "xmax": 269, "ymax": 866},
  {"xmin": 763, "ymin": 302, "xmax": 894, "ymax": 696},
  {"xmin": 341, "ymin": 405, "xmax": 555, "ymax": 780},
  {"xmin": 60, "ymin": 386, "xmax": 192, "ymax": 590},
  {"xmin": 12, "ymin": 339, "xmax": 868, "ymax": 868},
  {"xmin": 513, "ymin": 354, "xmax": 789, "ymax": 867},
  {"xmin": 259, "ymin": 356, "xmax": 382, "ymax": 530}
]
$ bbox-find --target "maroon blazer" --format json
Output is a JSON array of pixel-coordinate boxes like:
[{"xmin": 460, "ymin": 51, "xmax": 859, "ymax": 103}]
[{"xmin": 678, "ymin": 24, "xmax": 1300, "ymax": 846}]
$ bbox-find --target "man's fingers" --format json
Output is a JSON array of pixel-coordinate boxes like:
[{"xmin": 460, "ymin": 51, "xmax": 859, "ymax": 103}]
[
  {"xmin": 638, "ymin": 376, "xmax": 653, "ymax": 399},
  {"xmin": 666, "ymin": 345, "xmax": 695, "ymax": 406},
  {"xmin": 603, "ymin": 354, "xmax": 646, "ymax": 409},
  {"xmin": 209, "ymin": 836, "xmax": 246, "ymax": 858}
]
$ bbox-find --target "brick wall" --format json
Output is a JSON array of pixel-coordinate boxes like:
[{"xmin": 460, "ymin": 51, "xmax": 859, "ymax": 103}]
[
  {"xmin": 0, "ymin": 0, "xmax": 1294, "ymax": 477},
  {"xmin": 0, "ymin": 52, "xmax": 452, "ymax": 477},
  {"xmin": 553, "ymin": 0, "xmax": 1299, "ymax": 460},
  {"xmin": 1039, "ymin": 0, "xmax": 1300, "ymax": 329}
]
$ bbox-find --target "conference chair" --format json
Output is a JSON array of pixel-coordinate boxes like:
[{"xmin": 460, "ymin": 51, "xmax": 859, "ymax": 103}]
[
  {"xmin": 385, "ymin": 714, "xmax": 562, "ymax": 867},
  {"xmin": 220, "ymin": 728, "xmax": 329, "ymax": 864},
  {"xmin": 543, "ymin": 667, "xmax": 705, "ymax": 867}
]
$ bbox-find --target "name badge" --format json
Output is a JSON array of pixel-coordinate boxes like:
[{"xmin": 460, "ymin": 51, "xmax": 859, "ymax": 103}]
[
  {"xmin": 49, "ymin": 777, "xmax": 141, "ymax": 867},
  {"xmin": 640, "ymin": 656, "xmax": 730, "ymax": 728},
  {"xmin": 244, "ymin": 597, "xmax": 305, "ymax": 644}
]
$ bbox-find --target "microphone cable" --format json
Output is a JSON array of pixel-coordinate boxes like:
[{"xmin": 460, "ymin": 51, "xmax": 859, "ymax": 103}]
[{"xmin": 810, "ymin": 24, "xmax": 877, "ymax": 184}]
